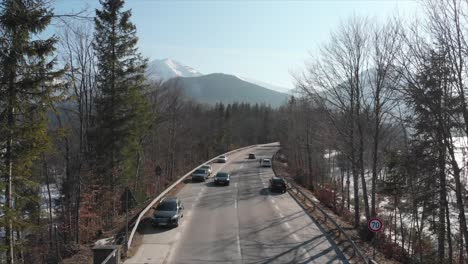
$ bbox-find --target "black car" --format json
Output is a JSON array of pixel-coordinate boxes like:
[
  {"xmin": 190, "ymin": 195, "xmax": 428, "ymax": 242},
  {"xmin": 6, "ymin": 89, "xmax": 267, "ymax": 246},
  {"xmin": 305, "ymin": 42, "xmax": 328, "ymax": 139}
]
[
  {"xmin": 248, "ymin": 153, "xmax": 256, "ymax": 159},
  {"xmin": 214, "ymin": 172, "xmax": 230, "ymax": 186},
  {"xmin": 269, "ymin": 177, "xmax": 287, "ymax": 193},
  {"xmin": 152, "ymin": 197, "xmax": 184, "ymax": 227}
]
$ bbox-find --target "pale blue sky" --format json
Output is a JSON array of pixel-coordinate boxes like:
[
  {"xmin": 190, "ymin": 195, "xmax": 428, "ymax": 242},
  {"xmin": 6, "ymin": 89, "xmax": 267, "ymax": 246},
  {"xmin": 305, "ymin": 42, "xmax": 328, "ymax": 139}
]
[{"xmin": 53, "ymin": 0, "xmax": 420, "ymax": 91}]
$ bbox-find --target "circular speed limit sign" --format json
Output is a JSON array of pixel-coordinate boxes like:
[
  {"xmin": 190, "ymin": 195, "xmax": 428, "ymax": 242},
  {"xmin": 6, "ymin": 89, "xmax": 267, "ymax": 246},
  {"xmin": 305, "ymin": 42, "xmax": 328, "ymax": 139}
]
[{"xmin": 368, "ymin": 218, "xmax": 384, "ymax": 233}]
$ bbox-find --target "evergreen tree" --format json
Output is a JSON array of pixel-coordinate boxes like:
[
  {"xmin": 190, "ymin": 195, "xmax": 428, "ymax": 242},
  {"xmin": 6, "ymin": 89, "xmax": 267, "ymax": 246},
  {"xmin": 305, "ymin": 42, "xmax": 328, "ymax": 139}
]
[
  {"xmin": 93, "ymin": 0, "xmax": 149, "ymax": 190},
  {"xmin": 406, "ymin": 49, "xmax": 456, "ymax": 262},
  {"xmin": 0, "ymin": 1, "xmax": 63, "ymax": 262}
]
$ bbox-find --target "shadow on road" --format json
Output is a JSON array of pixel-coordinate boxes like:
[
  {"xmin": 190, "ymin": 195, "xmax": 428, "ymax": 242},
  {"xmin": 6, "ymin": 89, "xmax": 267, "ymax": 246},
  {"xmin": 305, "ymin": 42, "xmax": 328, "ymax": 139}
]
[
  {"xmin": 139, "ymin": 217, "xmax": 179, "ymax": 235},
  {"xmin": 259, "ymin": 187, "xmax": 284, "ymax": 196},
  {"xmin": 205, "ymin": 181, "xmax": 230, "ymax": 188}
]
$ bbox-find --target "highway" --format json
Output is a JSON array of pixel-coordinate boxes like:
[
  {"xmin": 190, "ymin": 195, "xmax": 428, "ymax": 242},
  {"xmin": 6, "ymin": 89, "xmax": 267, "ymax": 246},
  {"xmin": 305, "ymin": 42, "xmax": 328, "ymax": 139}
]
[{"xmin": 125, "ymin": 143, "xmax": 348, "ymax": 264}]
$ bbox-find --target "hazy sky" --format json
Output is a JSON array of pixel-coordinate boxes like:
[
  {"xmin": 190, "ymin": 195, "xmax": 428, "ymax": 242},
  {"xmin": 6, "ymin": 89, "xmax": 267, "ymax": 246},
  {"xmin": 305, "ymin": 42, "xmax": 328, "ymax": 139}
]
[{"xmin": 53, "ymin": 0, "xmax": 420, "ymax": 91}]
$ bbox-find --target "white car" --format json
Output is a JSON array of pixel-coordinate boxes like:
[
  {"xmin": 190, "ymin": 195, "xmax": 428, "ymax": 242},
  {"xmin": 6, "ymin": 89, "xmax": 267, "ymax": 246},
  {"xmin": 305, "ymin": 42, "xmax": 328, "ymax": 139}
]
[
  {"xmin": 261, "ymin": 158, "xmax": 272, "ymax": 167},
  {"xmin": 217, "ymin": 155, "xmax": 228, "ymax": 163},
  {"xmin": 200, "ymin": 164, "xmax": 212, "ymax": 176}
]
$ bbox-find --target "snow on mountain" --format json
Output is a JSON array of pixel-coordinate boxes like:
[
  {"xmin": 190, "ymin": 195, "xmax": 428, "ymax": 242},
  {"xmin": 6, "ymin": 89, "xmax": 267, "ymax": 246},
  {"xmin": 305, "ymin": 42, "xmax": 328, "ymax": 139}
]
[
  {"xmin": 146, "ymin": 58, "xmax": 202, "ymax": 81},
  {"xmin": 236, "ymin": 76, "xmax": 292, "ymax": 94}
]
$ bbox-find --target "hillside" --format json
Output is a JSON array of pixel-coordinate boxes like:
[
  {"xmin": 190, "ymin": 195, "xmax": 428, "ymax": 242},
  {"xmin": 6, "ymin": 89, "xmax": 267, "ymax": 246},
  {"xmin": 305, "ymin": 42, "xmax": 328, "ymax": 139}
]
[{"xmin": 164, "ymin": 73, "xmax": 289, "ymax": 107}]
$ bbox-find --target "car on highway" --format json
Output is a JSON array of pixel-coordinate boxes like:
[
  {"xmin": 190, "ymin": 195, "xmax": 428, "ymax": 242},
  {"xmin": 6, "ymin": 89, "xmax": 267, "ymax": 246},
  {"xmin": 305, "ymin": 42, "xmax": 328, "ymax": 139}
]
[
  {"xmin": 261, "ymin": 158, "xmax": 272, "ymax": 167},
  {"xmin": 214, "ymin": 172, "xmax": 230, "ymax": 186},
  {"xmin": 217, "ymin": 155, "xmax": 228, "ymax": 163},
  {"xmin": 200, "ymin": 164, "xmax": 212, "ymax": 176},
  {"xmin": 151, "ymin": 197, "xmax": 184, "ymax": 227},
  {"xmin": 269, "ymin": 177, "xmax": 287, "ymax": 193},
  {"xmin": 248, "ymin": 153, "xmax": 256, "ymax": 159},
  {"xmin": 192, "ymin": 168, "xmax": 209, "ymax": 182}
]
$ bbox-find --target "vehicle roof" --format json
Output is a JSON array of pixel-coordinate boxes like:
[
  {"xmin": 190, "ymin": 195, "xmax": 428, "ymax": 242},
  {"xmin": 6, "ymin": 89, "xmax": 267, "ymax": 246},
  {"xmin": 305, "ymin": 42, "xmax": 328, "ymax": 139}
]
[
  {"xmin": 161, "ymin": 197, "xmax": 178, "ymax": 202},
  {"xmin": 263, "ymin": 158, "xmax": 271, "ymax": 161}
]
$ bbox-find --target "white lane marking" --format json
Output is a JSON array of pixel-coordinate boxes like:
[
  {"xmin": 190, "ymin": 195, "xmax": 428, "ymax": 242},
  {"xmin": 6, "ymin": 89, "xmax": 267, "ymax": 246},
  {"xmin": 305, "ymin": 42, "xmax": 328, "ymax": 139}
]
[
  {"xmin": 274, "ymin": 205, "xmax": 280, "ymax": 211},
  {"xmin": 278, "ymin": 212, "xmax": 284, "ymax": 218},
  {"xmin": 192, "ymin": 187, "xmax": 205, "ymax": 207},
  {"xmin": 236, "ymin": 234, "xmax": 241, "ymax": 257},
  {"xmin": 284, "ymin": 222, "xmax": 291, "ymax": 229},
  {"xmin": 234, "ymin": 199, "xmax": 238, "ymax": 209},
  {"xmin": 301, "ymin": 248, "xmax": 311, "ymax": 260},
  {"xmin": 235, "ymin": 183, "xmax": 238, "ymax": 188},
  {"xmin": 292, "ymin": 234, "xmax": 300, "ymax": 241},
  {"xmin": 270, "ymin": 199, "xmax": 276, "ymax": 204}
]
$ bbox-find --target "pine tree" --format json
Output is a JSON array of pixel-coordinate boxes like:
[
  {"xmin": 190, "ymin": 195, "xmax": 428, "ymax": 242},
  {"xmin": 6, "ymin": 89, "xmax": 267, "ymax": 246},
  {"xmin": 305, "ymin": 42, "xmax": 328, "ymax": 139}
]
[
  {"xmin": 407, "ymin": 49, "xmax": 455, "ymax": 262},
  {"xmin": 93, "ymin": 0, "xmax": 149, "ymax": 192},
  {"xmin": 0, "ymin": 1, "xmax": 63, "ymax": 263}
]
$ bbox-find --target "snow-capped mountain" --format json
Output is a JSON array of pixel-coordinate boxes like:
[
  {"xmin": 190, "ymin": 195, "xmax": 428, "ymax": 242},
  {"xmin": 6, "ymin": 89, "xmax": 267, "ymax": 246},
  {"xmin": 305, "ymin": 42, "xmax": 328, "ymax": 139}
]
[{"xmin": 146, "ymin": 58, "xmax": 202, "ymax": 81}]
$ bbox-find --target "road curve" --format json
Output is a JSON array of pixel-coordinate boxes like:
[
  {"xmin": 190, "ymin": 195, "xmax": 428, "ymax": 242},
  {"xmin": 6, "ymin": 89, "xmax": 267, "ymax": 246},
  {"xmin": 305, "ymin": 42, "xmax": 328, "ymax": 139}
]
[{"xmin": 125, "ymin": 143, "xmax": 348, "ymax": 264}]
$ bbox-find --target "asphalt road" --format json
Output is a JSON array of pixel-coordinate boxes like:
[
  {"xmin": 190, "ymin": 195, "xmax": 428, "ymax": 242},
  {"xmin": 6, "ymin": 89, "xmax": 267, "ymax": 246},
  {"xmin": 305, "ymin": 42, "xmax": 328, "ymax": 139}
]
[{"xmin": 125, "ymin": 143, "xmax": 348, "ymax": 264}]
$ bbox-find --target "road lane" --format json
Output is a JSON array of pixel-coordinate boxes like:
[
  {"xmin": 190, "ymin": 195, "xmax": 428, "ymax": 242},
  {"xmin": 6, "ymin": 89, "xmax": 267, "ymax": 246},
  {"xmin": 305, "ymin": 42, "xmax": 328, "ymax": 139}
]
[{"xmin": 125, "ymin": 143, "xmax": 347, "ymax": 264}]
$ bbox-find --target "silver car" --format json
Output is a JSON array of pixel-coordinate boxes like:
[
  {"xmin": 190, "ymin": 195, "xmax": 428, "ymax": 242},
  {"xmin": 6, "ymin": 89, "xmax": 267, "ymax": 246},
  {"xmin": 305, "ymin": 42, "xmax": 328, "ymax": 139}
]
[
  {"xmin": 261, "ymin": 158, "xmax": 272, "ymax": 167},
  {"xmin": 217, "ymin": 155, "xmax": 228, "ymax": 163},
  {"xmin": 192, "ymin": 168, "xmax": 209, "ymax": 182}
]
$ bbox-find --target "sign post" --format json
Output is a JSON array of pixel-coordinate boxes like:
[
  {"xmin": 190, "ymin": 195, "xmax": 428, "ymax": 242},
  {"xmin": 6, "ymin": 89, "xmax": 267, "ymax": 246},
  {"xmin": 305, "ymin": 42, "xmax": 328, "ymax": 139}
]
[{"xmin": 368, "ymin": 217, "xmax": 384, "ymax": 260}]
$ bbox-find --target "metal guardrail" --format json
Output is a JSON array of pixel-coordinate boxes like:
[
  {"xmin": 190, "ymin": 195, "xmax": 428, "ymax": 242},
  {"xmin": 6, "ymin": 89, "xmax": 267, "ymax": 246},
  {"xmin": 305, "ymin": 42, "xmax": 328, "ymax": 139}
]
[
  {"xmin": 100, "ymin": 247, "xmax": 118, "ymax": 264},
  {"xmin": 272, "ymin": 151, "xmax": 372, "ymax": 264},
  {"xmin": 126, "ymin": 143, "xmax": 277, "ymax": 250}
]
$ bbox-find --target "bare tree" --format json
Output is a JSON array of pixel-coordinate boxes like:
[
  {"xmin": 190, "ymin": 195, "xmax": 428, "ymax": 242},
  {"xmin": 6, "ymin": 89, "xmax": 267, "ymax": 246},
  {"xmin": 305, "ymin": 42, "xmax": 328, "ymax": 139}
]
[
  {"xmin": 297, "ymin": 16, "xmax": 371, "ymax": 226},
  {"xmin": 366, "ymin": 19, "xmax": 402, "ymax": 217},
  {"xmin": 58, "ymin": 21, "xmax": 97, "ymax": 243}
]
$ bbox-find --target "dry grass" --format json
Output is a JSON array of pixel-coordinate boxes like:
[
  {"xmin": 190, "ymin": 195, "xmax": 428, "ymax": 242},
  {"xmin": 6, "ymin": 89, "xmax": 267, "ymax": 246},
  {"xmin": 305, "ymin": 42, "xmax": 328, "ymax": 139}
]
[{"xmin": 62, "ymin": 244, "xmax": 93, "ymax": 264}]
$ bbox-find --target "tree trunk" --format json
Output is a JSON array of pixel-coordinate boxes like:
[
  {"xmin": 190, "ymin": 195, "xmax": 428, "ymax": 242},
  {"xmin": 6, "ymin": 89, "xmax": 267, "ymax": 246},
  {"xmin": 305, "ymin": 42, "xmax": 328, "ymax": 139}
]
[
  {"xmin": 44, "ymin": 158, "xmax": 54, "ymax": 250},
  {"xmin": 5, "ymin": 79, "xmax": 15, "ymax": 264},
  {"xmin": 437, "ymin": 136, "xmax": 447, "ymax": 263},
  {"xmin": 371, "ymin": 107, "xmax": 380, "ymax": 217},
  {"xmin": 445, "ymin": 142, "xmax": 468, "ymax": 256},
  {"xmin": 350, "ymin": 79, "xmax": 360, "ymax": 227},
  {"xmin": 305, "ymin": 126, "xmax": 314, "ymax": 191},
  {"xmin": 446, "ymin": 202, "xmax": 453, "ymax": 264}
]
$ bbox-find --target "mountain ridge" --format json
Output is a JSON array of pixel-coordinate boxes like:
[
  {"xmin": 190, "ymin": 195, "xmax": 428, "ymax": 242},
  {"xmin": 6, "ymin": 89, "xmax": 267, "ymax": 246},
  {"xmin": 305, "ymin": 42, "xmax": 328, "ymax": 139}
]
[{"xmin": 164, "ymin": 73, "xmax": 289, "ymax": 107}]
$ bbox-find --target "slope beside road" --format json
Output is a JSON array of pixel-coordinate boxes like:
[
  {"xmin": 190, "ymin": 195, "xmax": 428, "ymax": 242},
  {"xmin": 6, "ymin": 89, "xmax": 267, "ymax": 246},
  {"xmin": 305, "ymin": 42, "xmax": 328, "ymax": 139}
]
[{"xmin": 125, "ymin": 143, "xmax": 348, "ymax": 264}]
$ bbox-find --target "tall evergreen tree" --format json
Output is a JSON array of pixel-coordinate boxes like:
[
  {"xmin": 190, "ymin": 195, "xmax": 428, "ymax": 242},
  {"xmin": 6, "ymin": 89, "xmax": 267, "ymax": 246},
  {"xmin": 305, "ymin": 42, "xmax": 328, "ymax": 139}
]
[
  {"xmin": 0, "ymin": 1, "xmax": 63, "ymax": 263},
  {"xmin": 93, "ymin": 0, "xmax": 149, "ymax": 191}
]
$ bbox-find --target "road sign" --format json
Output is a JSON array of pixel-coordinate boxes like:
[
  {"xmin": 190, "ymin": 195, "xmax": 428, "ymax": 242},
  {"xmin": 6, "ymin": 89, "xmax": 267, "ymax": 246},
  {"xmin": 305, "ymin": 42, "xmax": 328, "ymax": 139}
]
[{"xmin": 368, "ymin": 217, "xmax": 384, "ymax": 233}]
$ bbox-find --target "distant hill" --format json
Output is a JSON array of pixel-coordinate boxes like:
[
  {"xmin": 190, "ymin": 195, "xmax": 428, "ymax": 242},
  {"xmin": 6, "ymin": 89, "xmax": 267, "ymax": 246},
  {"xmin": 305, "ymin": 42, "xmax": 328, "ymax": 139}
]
[{"xmin": 164, "ymin": 73, "xmax": 289, "ymax": 107}]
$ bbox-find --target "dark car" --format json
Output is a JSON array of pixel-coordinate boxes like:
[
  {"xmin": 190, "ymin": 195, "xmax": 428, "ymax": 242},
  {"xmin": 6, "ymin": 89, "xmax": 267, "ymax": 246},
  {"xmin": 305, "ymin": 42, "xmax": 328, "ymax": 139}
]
[
  {"xmin": 269, "ymin": 177, "xmax": 287, "ymax": 193},
  {"xmin": 151, "ymin": 197, "xmax": 184, "ymax": 227},
  {"xmin": 214, "ymin": 172, "xmax": 230, "ymax": 186},
  {"xmin": 248, "ymin": 153, "xmax": 256, "ymax": 159}
]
